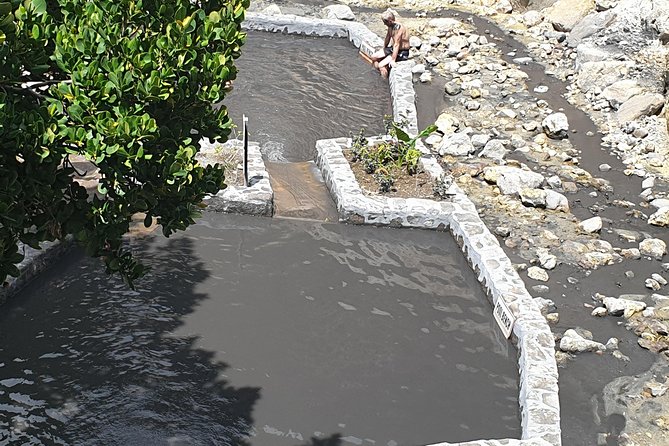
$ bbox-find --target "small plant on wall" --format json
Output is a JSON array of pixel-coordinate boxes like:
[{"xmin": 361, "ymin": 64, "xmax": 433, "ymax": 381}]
[{"xmin": 349, "ymin": 120, "xmax": 437, "ymax": 193}]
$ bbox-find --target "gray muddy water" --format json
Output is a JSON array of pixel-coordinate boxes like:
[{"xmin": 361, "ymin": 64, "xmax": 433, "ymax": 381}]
[
  {"xmin": 222, "ymin": 32, "xmax": 392, "ymax": 162},
  {"xmin": 0, "ymin": 214, "xmax": 520, "ymax": 445}
]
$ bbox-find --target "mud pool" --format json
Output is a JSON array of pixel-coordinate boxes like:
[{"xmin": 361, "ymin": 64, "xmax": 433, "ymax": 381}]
[
  {"xmin": 223, "ymin": 31, "xmax": 392, "ymax": 163},
  {"xmin": 0, "ymin": 214, "xmax": 520, "ymax": 445}
]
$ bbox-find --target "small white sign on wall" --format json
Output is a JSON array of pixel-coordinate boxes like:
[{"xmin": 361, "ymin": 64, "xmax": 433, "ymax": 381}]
[{"xmin": 493, "ymin": 297, "xmax": 516, "ymax": 339}]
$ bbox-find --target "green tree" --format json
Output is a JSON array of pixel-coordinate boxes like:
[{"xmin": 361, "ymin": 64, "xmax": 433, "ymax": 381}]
[{"xmin": 0, "ymin": 0, "xmax": 248, "ymax": 285}]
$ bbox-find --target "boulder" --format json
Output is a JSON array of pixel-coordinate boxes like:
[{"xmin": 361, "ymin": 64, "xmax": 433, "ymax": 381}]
[
  {"xmin": 576, "ymin": 61, "xmax": 632, "ymax": 92},
  {"xmin": 482, "ymin": 166, "xmax": 545, "ymax": 196},
  {"xmin": 544, "ymin": 0, "xmax": 596, "ymax": 32},
  {"xmin": 545, "ymin": 189, "xmax": 570, "ymax": 212},
  {"xmin": 603, "ymin": 297, "xmax": 647, "ymax": 318},
  {"xmin": 649, "ymin": 207, "xmax": 669, "ymax": 227},
  {"xmin": 478, "ymin": 139, "xmax": 508, "ymax": 161},
  {"xmin": 520, "ymin": 188, "xmax": 548, "ymax": 208},
  {"xmin": 321, "ymin": 5, "xmax": 355, "ymax": 20},
  {"xmin": 616, "ymin": 93, "xmax": 666, "ymax": 123},
  {"xmin": 579, "ymin": 216, "xmax": 603, "ymax": 233},
  {"xmin": 602, "ymin": 80, "xmax": 644, "ymax": 108},
  {"xmin": 566, "ymin": 10, "xmax": 617, "ymax": 46},
  {"xmin": 263, "ymin": 4, "xmax": 282, "ymax": 15},
  {"xmin": 542, "ymin": 112, "xmax": 570, "ymax": 139},
  {"xmin": 559, "ymin": 329, "xmax": 606, "ymax": 353},
  {"xmin": 528, "ymin": 266, "xmax": 549, "ymax": 282},
  {"xmin": 523, "ymin": 10, "xmax": 544, "ymax": 27},
  {"xmin": 409, "ymin": 36, "xmax": 422, "ymax": 48},
  {"xmin": 428, "ymin": 17, "xmax": 464, "ymax": 35},
  {"xmin": 639, "ymin": 238, "xmax": 667, "ymax": 260},
  {"xmin": 435, "ymin": 113, "xmax": 460, "ymax": 135},
  {"xmin": 436, "ymin": 132, "xmax": 475, "ymax": 157},
  {"xmin": 444, "ymin": 35, "xmax": 470, "ymax": 53}
]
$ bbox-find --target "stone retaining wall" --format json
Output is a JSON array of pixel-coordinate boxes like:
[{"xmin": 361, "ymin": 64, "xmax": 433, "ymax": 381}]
[
  {"xmin": 198, "ymin": 139, "xmax": 273, "ymax": 216},
  {"xmin": 242, "ymin": 11, "xmax": 561, "ymax": 446}
]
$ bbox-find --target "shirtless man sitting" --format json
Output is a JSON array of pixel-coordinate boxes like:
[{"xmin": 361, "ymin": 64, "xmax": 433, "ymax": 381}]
[{"xmin": 370, "ymin": 10, "xmax": 410, "ymax": 79}]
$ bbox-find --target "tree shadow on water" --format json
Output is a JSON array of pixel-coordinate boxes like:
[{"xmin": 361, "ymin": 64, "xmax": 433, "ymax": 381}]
[{"xmin": 0, "ymin": 235, "xmax": 260, "ymax": 445}]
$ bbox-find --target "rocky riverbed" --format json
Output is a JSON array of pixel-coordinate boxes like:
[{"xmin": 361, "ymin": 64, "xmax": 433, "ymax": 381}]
[{"xmin": 245, "ymin": 0, "xmax": 669, "ymax": 444}]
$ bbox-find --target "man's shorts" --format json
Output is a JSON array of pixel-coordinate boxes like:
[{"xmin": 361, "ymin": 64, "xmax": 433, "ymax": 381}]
[{"xmin": 384, "ymin": 46, "xmax": 410, "ymax": 61}]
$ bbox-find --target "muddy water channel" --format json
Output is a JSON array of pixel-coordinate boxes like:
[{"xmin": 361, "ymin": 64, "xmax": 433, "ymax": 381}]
[
  {"xmin": 224, "ymin": 32, "xmax": 391, "ymax": 162},
  {"xmin": 0, "ymin": 214, "xmax": 519, "ymax": 445}
]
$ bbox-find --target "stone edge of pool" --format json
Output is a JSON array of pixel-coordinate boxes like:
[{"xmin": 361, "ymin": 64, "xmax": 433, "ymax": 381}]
[{"xmin": 244, "ymin": 12, "xmax": 561, "ymax": 446}]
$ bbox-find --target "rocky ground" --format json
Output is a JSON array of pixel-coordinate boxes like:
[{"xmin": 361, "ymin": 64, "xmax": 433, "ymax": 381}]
[{"xmin": 247, "ymin": 0, "xmax": 669, "ymax": 444}]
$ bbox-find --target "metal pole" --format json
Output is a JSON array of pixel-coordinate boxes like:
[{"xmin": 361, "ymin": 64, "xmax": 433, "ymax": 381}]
[{"xmin": 243, "ymin": 114, "xmax": 249, "ymax": 187}]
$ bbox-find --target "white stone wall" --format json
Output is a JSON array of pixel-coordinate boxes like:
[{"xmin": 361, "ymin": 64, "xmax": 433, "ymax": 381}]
[{"xmin": 244, "ymin": 11, "xmax": 561, "ymax": 446}]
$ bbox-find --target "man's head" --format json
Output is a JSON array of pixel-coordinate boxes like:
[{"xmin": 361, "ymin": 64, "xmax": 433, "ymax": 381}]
[{"xmin": 381, "ymin": 10, "xmax": 395, "ymax": 27}]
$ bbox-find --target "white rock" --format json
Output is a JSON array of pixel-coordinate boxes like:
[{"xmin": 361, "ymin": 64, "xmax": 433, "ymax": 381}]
[
  {"xmin": 528, "ymin": 266, "xmax": 549, "ymax": 282},
  {"xmin": 542, "ymin": 112, "xmax": 569, "ymax": 139},
  {"xmin": 411, "ymin": 64, "xmax": 426, "ymax": 74},
  {"xmin": 262, "ymin": 4, "xmax": 282, "ymax": 15},
  {"xmin": 579, "ymin": 216, "xmax": 603, "ymax": 233},
  {"xmin": 436, "ymin": 132, "xmax": 475, "ymax": 157},
  {"xmin": 651, "ymin": 199, "xmax": 669, "ymax": 209},
  {"xmin": 539, "ymin": 252, "xmax": 558, "ymax": 270},
  {"xmin": 648, "ymin": 207, "xmax": 669, "ymax": 227},
  {"xmin": 545, "ymin": 189, "xmax": 570, "ymax": 212},
  {"xmin": 409, "ymin": 35, "xmax": 422, "ymax": 48},
  {"xmin": 482, "ymin": 166, "xmax": 545, "ymax": 196},
  {"xmin": 559, "ymin": 329, "xmax": 606, "ymax": 353},
  {"xmin": 645, "ymin": 278, "xmax": 661, "ymax": 290},
  {"xmin": 591, "ymin": 307, "xmax": 608, "ymax": 317},
  {"xmin": 478, "ymin": 139, "xmax": 508, "ymax": 161},
  {"xmin": 471, "ymin": 134, "xmax": 491, "ymax": 149},
  {"xmin": 434, "ymin": 112, "xmax": 460, "ymax": 135},
  {"xmin": 639, "ymin": 238, "xmax": 667, "ymax": 260},
  {"xmin": 424, "ymin": 133, "xmax": 442, "ymax": 146},
  {"xmin": 523, "ymin": 10, "xmax": 544, "ymax": 27},
  {"xmin": 419, "ymin": 72, "xmax": 432, "ymax": 83},
  {"xmin": 520, "ymin": 188, "xmax": 548, "ymax": 208},
  {"xmin": 321, "ymin": 4, "xmax": 355, "ymax": 20},
  {"xmin": 617, "ymin": 93, "xmax": 666, "ymax": 123},
  {"xmin": 652, "ymin": 273, "xmax": 668, "ymax": 286},
  {"xmin": 603, "ymin": 296, "xmax": 647, "ymax": 318},
  {"xmin": 545, "ymin": 0, "xmax": 596, "ymax": 32},
  {"xmin": 495, "ymin": 0, "xmax": 513, "ymax": 13},
  {"xmin": 602, "ymin": 80, "xmax": 643, "ymax": 108}
]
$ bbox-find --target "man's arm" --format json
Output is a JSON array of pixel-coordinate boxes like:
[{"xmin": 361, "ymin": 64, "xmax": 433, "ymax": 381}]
[{"xmin": 383, "ymin": 27, "xmax": 392, "ymax": 48}]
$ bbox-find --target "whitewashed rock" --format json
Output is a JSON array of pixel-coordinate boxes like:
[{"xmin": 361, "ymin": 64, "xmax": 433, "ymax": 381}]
[
  {"xmin": 639, "ymin": 238, "xmax": 667, "ymax": 260},
  {"xmin": 642, "ymin": 177, "xmax": 655, "ymax": 189},
  {"xmin": 528, "ymin": 266, "xmax": 549, "ymax": 282},
  {"xmin": 617, "ymin": 93, "xmax": 666, "ymax": 123},
  {"xmin": 648, "ymin": 207, "xmax": 669, "ymax": 227},
  {"xmin": 435, "ymin": 112, "xmax": 460, "ymax": 135},
  {"xmin": 651, "ymin": 199, "xmax": 669, "ymax": 209},
  {"xmin": 478, "ymin": 139, "xmax": 508, "ymax": 161},
  {"xmin": 546, "ymin": 175, "xmax": 562, "ymax": 189},
  {"xmin": 579, "ymin": 216, "xmax": 603, "ymax": 233},
  {"xmin": 523, "ymin": 10, "xmax": 544, "ymax": 27},
  {"xmin": 559, "ymin": 329, "xmax": 605, "ymax": 353},
  {"xmin": 602, "ymin": 79, "xmax": 644, "ymax": 108},
  {"xmin": 544, "ymin": 0, "xmax": 596, "ymax": 32},
  {"xmin": 436, "ymin": 132, "xmax": 475, "ymax": 157},
  {"xmin": 545, "ymin": 189, "xmax": 569, "ymax": 211},
  {"xmin": 542, "ymin": 112, "xmax": 570, "ymax": 139},
  {"xmin": 321, "ymin": 5, "xmax": 355, "ymax": 20},
  {"xmin": 603, "ymin": 296, "xmax": 647, "ymax": 317}
]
